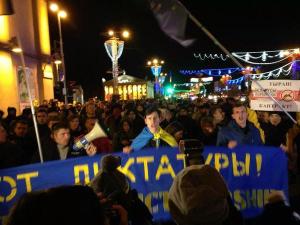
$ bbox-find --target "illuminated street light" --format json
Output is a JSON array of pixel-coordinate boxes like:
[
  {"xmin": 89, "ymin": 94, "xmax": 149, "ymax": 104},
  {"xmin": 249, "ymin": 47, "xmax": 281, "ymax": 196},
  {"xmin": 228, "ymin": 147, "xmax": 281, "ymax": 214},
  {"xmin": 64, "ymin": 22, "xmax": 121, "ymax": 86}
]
[
  {"xmin": 147, "ymin": 58, "xmax": 165, "ymax": 95},
  {"xmin": 53, "ymin": 56, "xmax": 62, "ymax": 82},
  {"xmin": 104, "ymin": 29, "xmax": 130, "ymax": 97},
  {"xmin": 58, "ymin": 10, "xmax": 67, "ymax": 18},
  {"xmin": 11, "ymin": 46, "xmax": 22, "ymax": 53},
  {"xmin": 108, "ymin": 30, "xmax": 114, "ymax": 36},
  {"xmin": 54, "ymin": 59, "xmax": 62, "ymax": 65},
  {"xmin": 122, "ymin": 30, "xmax": 130, "ymax": 38},
  {"xmin": 7, "ymin": 36, "xmax": 22, "ymax": 53},
  {"xmin": 49, "ymin": 3, "xmax": 58, "ymax": 12},
  {"xmin": 49, "ymin": 3, "xmax": 68, "ymax": 104}
]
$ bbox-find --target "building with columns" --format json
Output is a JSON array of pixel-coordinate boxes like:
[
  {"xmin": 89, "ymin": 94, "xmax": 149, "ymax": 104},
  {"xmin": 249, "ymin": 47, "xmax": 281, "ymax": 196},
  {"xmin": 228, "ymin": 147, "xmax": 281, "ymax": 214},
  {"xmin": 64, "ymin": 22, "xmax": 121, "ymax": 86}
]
[{"xmin": 103, "ymin": 74, "xmax": 154, "ymax": 101}]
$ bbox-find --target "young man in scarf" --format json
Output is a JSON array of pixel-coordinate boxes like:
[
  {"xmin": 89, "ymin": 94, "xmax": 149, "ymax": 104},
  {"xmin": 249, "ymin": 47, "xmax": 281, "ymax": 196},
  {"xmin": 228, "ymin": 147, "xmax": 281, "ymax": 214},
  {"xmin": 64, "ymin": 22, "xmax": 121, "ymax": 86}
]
[{"xmin": 123, "ymin": 106, "xmax": 178, "ymax": 153}]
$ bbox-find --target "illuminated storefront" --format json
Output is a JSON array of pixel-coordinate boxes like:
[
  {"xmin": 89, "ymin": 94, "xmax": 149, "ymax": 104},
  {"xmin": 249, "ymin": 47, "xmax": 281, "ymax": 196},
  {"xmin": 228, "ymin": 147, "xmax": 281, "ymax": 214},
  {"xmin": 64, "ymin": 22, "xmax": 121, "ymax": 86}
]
[
  {"xmin": 0, "ymin": 0, "xmax": 54, "ymax": 114},
  {"xmin": 103, "ymin": 74, "xmax": 154, "ymax": 100}
]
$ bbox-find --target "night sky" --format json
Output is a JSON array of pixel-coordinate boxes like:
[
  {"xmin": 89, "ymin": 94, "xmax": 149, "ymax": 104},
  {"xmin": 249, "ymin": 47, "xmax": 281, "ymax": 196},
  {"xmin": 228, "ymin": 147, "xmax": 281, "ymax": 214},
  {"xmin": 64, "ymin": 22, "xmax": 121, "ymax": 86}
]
[{"xmin": 48, "ymin": 0, "xmax": 300, "ymax": 99}]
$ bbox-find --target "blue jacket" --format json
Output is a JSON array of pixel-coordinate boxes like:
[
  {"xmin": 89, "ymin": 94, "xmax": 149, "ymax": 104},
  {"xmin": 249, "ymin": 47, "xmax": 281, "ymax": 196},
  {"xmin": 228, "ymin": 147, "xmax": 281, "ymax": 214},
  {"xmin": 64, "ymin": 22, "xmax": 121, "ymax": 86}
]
[{"xmin": 217, "ymin": 120, "xmax": 263, "ymax": 147}]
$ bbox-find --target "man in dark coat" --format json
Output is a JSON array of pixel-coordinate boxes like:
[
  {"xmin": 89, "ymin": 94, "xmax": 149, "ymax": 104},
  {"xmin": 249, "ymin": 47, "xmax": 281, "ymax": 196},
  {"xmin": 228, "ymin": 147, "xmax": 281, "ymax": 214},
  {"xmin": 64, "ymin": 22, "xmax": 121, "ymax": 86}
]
[
  {"xmin": 32, "ymin": 122, "xmax": 96, "ymax": 162},
  {"xmin": 217, "ymin": 103, "xmax": 263, "ymax": 148},
  {"xmin": 0, "ymin": 122, "xmax": 25, "ymax": 169}
]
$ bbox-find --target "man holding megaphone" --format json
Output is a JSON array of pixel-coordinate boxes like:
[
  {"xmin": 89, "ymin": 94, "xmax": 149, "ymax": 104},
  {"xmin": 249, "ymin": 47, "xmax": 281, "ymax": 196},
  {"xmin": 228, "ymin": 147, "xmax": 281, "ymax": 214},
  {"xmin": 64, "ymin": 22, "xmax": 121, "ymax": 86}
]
[{"xmin": 33, "ymin": 122, "xmax": 97, "ymax": 162}]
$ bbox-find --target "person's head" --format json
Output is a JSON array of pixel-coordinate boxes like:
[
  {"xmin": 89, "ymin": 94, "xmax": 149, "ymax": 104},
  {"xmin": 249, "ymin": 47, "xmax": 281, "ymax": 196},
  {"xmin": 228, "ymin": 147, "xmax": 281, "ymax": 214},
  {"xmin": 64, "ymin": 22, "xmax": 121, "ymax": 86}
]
[
  {"xmin": 11, "ymin": 120, "xmax": 28, "ymax": 137},
  {"xmin": 75, "ymin": 102, "xmax": 82, "ymax": 111},
  {"xmin": 22, "ymin": 108, "xmax": 32, "ymax": 119},
  {"xmin": 121, "ymin": 119, "xmax": 131, "ymax": 133},
  {"xmin": 68, "ymin": 115, "xmax": 80, "ymax": 131},
  {"xmin": 144, "ymin": 106, "xmax": 161, "ymax": 133},
  {"xmin": 126, "ymin": 109, "xmax": 136, "ymax": 121},
  {"xmin": 168, "ymin": 165, "xmax": 230, "ymax": 225},
  {"xmin": 6, "ymin": 185, "xmax": 106, "ymax": 225},
  {"xmin": 257, "ymin": 111, "xmax": 269, "ymax": 123},
  {"xmin": 64, "ymin": 108, "xmax": 76, "ymax": 118},
  {"xmin": 7, "ymin": 107, "xmax": 16, "ymax": 117},
  {"xmin": 211, "ymin": 105, "xmax": 225, "ymax": 123},
  {"xmin": 199, "ymin": 103, "xmax": 210, "ymax": 116},
  {"xmin": 42, "ymin": 99, "xmax": 48, "ymax": 106},
  {"xmin": 259, "ymin": 191, "xmax": 300, "ymax": 225},
  {"xmin": 36, "ymin": 109, "xmax": 48, "ymax": 125},
  {"xmin": 178, "ymin": 107, "xmax": 188, "ymax": 117},
  {"xmin": 91, "ymin": 154, "xmax": 129, "ymax": 201},
  {"xmin": 51, "ymin": 122, "xmax": 70, "ymax": 147},
  {"xmin": 269, "ymin": 112, "xmax": 282, "ymax": 126},
  {"xmin": 112, "ymin": 104, "xmax": 122, "ymax": 117},
  {"xmin": 47, "ymin": 115, "xmax": 61, "ymax": 130},
  {"xmin": 165, "ymin": 121, "xmax": 184, "ymax": 143},
  {"xmin": 0, "ymin": 122, "xmax": 8, "ymax": 143},
  {"xmin": 165, "ymin": 109, "xmax": 173, "ymax": 121},
  {"xmin": 200, "ymin": 116, "xmax": 216, "ymax": 136},
  {"xmin": 47, "ymin": 110, "xmax": 59, "ymax": 119},
  {"xmin": 136, "ymin": 104, "xmax": 144, "ymax": 114},
  {"xmin": 159, "ymin": 107, "xmax": 167, "ymax": 121},
  {"xmin": 85, "ymin": 117, "xmax": 97, "ymax": 133},
  {"xmin": 226, "ymin": 97, "xmax": 236, "ymax": 106},
  {"xmin": 232, "ymin": 103, "xmax": 248, "ymax": 128},
  {"xmin": 86, "ymin": 103, "xmax": 96, "ymax": 115}
]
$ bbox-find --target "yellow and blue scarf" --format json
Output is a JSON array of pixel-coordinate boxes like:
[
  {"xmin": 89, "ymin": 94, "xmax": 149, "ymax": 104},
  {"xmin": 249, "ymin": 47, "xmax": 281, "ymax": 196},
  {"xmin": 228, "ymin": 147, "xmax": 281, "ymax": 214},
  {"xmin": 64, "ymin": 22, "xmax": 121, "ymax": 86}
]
[{"xmin": 131, "ymin": 127, "xmax": 178, "ymax": 151}]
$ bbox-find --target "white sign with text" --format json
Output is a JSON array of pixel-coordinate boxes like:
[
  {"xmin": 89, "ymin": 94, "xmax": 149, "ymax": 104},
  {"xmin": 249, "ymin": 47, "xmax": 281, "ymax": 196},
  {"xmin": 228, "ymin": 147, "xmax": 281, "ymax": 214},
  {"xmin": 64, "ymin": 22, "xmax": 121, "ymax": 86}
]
[{"xmin": 250, "ymin": 80, "xmax": 300, "ymax": 112}]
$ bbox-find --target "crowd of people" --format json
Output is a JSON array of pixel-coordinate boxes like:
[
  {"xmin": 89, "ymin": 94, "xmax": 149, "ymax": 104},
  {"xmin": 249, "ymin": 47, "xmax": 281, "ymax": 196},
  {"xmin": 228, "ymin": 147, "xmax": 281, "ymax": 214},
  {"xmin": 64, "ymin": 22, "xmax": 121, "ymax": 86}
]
[
  {"xmin": 1, "ymin": 96, "xmax": 300, "ymax": 225},
  {"xmin": 0, "ymin": 97, "xmax": 299, "ymax": 169}
]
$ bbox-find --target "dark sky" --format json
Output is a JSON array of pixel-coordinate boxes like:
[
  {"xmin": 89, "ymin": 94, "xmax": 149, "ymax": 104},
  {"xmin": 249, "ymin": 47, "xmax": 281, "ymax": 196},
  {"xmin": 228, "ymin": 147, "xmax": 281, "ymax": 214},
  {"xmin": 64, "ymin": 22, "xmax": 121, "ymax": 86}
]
[{"xmin": 48, "ymin": 0, "xmax": 300, "ymax": 99}]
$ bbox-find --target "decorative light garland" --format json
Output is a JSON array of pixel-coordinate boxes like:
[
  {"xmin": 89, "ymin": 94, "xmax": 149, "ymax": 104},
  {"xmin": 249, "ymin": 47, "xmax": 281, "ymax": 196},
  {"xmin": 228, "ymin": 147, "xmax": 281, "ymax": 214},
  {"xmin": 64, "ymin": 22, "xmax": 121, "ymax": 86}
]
[
  {"xmin": 232, "ymin": 48, "xmax": 299, "ymax": 65},
  {"xmin": 174, "ymin": 83, "xmax": 195, "ymax": 87},
  {"xmin": 227, "ymin": 76, "xmax": 244, "ymax": 85},
  {"xmin": 249, "ymin": 61, "xmax": 297, "ymax": 80},
  {"xmin": 194, "ymin": 53, "xmax": 229, "ymax": 61},
  {"xmin": 179, "ymin": 67, "xmax": 257, "ymax": 76},
  {"xmin": 194, "ymin": 48, "xmax": 299, "ymax": 65}
]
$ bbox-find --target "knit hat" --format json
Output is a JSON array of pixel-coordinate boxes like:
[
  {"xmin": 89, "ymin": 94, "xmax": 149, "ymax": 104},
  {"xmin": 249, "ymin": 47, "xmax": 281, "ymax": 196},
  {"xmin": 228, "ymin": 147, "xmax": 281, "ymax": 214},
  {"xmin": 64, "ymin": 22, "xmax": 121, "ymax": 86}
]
[
  {"xmin": 101, "ymin": 154, "xmax": 121, "ymax": 172},
  {"xmin": 90, "ymin": 155, "xmax": 129, "ymax": 195},
  {"xmin": 168, "ymin": 165, "xmax": 229, "ymax": 225},
  {"xmin": 268, "ymin": 111, "xmax": 283, "ymax": 117}
]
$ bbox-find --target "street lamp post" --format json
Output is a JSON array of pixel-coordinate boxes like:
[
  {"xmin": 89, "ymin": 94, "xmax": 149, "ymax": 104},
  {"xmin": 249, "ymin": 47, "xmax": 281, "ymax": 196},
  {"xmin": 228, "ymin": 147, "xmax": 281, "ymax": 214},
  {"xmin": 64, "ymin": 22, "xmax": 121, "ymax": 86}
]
[
  {"xmin": 147, "ymin": 58, "xmax": 164, "ymax": 95},
  {"xmin": 51, "ymin": 52, "xmax": 62, "ymax": 82},
  {"xmin": 50, "ymin": 3, "xmax": 68, "ymax": 104},
  {"xmin": 104, "ymin": 30, "xmax": 129, "ymax": 97},
  {"xmin": 158, "ymin": 72, "xmax": 167, "ymax": 95},
  {"xmin": 54, "ymin": 59, "xmax": 62, "ymax": 82}
]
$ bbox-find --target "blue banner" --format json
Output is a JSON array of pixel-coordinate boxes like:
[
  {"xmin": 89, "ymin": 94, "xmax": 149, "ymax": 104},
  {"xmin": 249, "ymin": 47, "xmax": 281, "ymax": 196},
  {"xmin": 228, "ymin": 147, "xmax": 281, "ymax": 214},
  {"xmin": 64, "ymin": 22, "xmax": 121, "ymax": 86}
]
[{"xmin": 0, "ymin": 146, "xmax": 288, "ymax": 220}]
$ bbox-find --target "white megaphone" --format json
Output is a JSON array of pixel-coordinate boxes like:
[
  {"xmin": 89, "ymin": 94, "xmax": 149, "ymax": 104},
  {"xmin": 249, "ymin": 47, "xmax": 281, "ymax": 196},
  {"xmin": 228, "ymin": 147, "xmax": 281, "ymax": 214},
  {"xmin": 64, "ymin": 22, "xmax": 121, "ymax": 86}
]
[{"xmin": 73, "ymin": 122, "xmax": 107, "ymax": 150}]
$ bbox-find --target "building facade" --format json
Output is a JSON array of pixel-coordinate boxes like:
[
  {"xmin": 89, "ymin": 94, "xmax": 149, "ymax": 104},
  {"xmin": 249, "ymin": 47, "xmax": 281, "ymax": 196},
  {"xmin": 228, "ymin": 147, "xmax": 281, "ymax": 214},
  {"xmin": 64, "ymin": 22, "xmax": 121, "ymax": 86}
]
[
  {"xmin": 103, "ymin": 74, "xmax": 154, "ymax": 101},
  {"xmin": 0, "ymin": 0, "xmax": 54, "ymax": 115}
]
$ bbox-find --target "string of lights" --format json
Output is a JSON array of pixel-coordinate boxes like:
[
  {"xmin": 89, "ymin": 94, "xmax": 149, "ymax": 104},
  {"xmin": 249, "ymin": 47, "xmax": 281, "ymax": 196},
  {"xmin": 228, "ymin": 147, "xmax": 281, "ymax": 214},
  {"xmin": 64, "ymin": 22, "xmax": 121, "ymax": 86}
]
[
  {"xmin": 232, "ymin": 48, "xmax": 299, "ymax": 65},
  {"xmin": 179, "ymin": 67, "xmax": 257, "ymax": 76},
  {"xmin": 194, "ymin": 48, "xmax": 299, "ymax": 65},
  {"xmin": 174, "ymin": 83, "xmax": 195, "ymax": 87},
  {"xmin": 249, "ymin": 61, "xmax": 297, "ymax": 80},
  {"xmin": 227, "ymin": 76, "xmax": 244, "ymax": 85},
  {"xmin": 194, "ymin": 53, "xmax": 229, "ymax": 61}
]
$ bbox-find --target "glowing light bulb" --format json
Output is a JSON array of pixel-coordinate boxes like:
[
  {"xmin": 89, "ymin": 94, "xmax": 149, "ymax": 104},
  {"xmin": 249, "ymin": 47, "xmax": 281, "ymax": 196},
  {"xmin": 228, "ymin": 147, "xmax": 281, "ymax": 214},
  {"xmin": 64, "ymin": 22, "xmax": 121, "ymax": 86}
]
[
  {"xmin": 245, "ymin": 53, "xmax": 250, "ymax": 61},
  {"xmin": 262, "ymin": 52, "xmax": 267, "ymax": 61}
]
